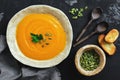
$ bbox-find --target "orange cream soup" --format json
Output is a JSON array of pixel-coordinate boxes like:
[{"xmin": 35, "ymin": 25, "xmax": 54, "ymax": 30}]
[{"xmin": 16, "ymin": 14, "xmax": 66, "ymax": 60}]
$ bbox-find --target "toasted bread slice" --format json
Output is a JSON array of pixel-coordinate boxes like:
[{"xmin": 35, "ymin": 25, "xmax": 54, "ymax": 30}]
[
  {"xmin": 105, "ymin": 29, "xmax": 119, "ymax": 43},
  {"xmin": 98, "ymin": 34, "xmax": 116, "ymax": 55}
]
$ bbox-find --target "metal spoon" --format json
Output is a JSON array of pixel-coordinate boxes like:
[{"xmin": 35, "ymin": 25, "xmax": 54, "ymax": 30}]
[
  {"xmin": 76, "ymin": 7, "xmax": 103, "ymax": 41},
  {"xmin": 73, "ymin": 22, "xmax": 109, "ymax": 47}
]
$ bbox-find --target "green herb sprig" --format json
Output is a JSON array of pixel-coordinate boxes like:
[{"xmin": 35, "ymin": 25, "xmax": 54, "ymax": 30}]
[
  {"xmin": 30, "ymin": 33, "xmax": 52, "ymax": 48},
  {"xmin": 30, "ymin": 33, "xmax": 43, "ymax": 43}
]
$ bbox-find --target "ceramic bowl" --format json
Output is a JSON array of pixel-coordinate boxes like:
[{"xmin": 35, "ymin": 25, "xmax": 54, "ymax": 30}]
[
  {"xmin": 6, "ymin": 5, "xmax": 73, "ymax": 68},
  {"xmin": 75, "ymin": 44, "xmax": 106, "ymax": 76}
]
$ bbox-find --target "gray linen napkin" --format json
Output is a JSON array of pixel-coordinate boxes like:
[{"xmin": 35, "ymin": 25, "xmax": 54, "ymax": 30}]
[{"xmin": 0, "ymin": 35, "xmax": 61, "ymax": 80}]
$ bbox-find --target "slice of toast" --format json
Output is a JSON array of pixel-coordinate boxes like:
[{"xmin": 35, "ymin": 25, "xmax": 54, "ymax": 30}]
[
  {"xmin": 98, "ymin": 34, "xmax": 116, "ymax": 55},
  {"xmin": 105, "ymin": 29, "xmax": 119, "ymax": 43}
]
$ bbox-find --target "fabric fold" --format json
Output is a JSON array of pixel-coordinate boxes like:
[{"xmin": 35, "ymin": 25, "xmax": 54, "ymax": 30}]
[{"xmin": 0, "ymin": 36, "xmax": 61, "ymax": 80}]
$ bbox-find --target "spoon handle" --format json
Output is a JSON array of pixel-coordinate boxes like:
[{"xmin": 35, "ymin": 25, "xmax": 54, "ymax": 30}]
[
  {"xmin": 73, "ymin": 31, "xmax": 96, "ymax": 47},
  {"xmin": 76, "ymin": 19, "xmax": 93, "ymax": 42}
]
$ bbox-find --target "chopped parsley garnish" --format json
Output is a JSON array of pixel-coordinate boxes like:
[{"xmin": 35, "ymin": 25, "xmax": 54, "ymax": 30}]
[
  {"xmin": 30, "ymin": 33, "xmax": 52, "ymax": 48},
  {"xmin": 30, "ymin": 33, "xmax": 43, "ymax": 43},
  {"xmin": 69, "ymin": 6, "xmax": 88, "ymax": 19}
]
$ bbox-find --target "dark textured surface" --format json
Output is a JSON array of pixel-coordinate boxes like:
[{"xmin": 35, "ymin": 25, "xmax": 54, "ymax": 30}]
[{"xmin": 0, "ymin": 0, "xmax": 120, "ymax": 80}]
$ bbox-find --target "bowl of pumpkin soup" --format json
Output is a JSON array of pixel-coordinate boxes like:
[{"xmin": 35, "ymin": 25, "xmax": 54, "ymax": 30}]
[{"xmin": 6, "ymin": 5, "xmax": 73, "ymax": 68}]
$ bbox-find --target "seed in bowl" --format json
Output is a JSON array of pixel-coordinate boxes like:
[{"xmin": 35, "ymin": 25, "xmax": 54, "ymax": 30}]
[
  {"xmin": 80, "ymin": 49, "xmax": 100, "ymax": 71},
  {"xmin": 75, "ymin": 45, "xmax": 106, "ymax": 76}
]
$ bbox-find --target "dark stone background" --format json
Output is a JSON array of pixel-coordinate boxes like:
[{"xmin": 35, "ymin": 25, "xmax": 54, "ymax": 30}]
[{"xmin": 0, "ymin": 0, "xmax": 120, "ymax": 80}]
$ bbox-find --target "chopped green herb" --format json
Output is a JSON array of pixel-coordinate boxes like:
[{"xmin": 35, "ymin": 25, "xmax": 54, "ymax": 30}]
[
  {"xmin": 80, "ymin": 8, "xmax": 84, "ymax": 12},
  {"xmin": 80, "ymin": 49, "xmax": 100, "ymax": 71},
  {"xmin": 72, "ymin": 16, "xmax": 78, "ymax": 19},
  {"xmin": 30, "ymin": 33, "xmax": 43, "ymax": 43},
  {"xmin": 69, "ymin": 6, "xmax": 88, "ymax": 19},
  {"xmin": 74, "ymin": 8, "xmax": 78, "ymax": 12},
  {"xmin": 69, "ymin": 10, "xmax": 75, "ymax": 15},
  {"xmin": 78, "ymin": 11, "xmax": 83, "ymax": 17},
  {"xmin": 38, "ymin": 34, "xmax": 43, "ymax": 40}
]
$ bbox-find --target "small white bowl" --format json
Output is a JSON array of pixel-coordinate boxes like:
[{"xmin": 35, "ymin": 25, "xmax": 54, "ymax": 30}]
[{"xmin": 75, "ymin": 44, "xmax": 106, "ymax": 76}]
